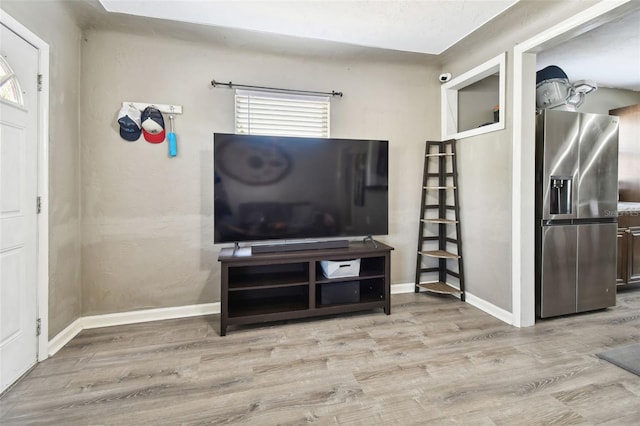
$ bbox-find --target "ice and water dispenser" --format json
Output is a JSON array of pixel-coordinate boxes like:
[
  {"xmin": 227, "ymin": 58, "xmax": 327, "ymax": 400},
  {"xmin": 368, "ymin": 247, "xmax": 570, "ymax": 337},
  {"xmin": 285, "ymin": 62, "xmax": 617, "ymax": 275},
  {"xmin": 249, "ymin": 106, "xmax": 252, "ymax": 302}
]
[{"xmin": 550, "ymin": 176, "xmax": 572, "ymax": 215}]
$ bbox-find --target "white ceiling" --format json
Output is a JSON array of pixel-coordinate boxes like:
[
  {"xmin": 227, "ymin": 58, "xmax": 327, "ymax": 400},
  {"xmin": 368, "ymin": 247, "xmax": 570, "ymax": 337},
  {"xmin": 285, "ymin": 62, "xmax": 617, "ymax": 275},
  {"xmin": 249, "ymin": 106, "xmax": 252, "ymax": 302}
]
[
  {"xmin": 98, "ymin": 0, "xmax": 519, "ymax": 55},
  {"xmin": 95, "ymin": 0, "xmax": 639, "ymax": 91},
  {"xmin": 537, "ymin": 8, "xmax": 640, "ymax": 91}
]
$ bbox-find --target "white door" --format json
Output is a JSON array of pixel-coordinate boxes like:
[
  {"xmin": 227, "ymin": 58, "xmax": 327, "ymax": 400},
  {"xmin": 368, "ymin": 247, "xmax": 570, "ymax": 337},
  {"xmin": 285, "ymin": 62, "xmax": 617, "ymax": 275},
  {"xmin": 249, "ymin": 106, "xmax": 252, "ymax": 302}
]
[{"xmin": 0, "ymin": 22, "xmax": 39, "ymax": 393}]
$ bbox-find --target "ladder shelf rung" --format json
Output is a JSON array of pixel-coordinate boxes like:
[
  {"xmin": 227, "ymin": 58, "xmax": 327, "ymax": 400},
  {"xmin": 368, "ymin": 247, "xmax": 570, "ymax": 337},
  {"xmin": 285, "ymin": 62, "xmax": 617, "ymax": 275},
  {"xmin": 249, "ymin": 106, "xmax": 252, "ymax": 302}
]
[
  {"xmin": 420, "ymin": 269, "xmax": 460, "ymax": 277},
  {"xmin": 425, "ymin": 173, "xmax": 454, "ymax": 178},
  {"xmin": 419, "ymin": 267, "xmax": 440, "ymax": 273},
  {"xmin": 423, "ymin": 186, "xmax": 457, "ymax": 190},
  {"xmin": 418, "ymin": 250, "xmax": 460, "ymax": 259},
  {"xmin": 421, "ymin": 218, "xmax": 459, "ymax": 224},
  {"xmin": 446, "ymin": 270, "xmax": 460, "ymax": 279},
  {"xmin": 425, "ymin": 153, "xmax": 455, "ymax": 157},
  {"xmin": 417, "ymin": 281, "xmax": 462, "ymax": 295}
]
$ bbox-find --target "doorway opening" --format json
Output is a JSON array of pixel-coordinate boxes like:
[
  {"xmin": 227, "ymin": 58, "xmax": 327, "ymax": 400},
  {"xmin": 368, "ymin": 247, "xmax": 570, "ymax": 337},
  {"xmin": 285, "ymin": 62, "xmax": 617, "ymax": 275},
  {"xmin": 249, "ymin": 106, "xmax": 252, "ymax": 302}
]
[{"xmin": 512, "ymin": 0, "xmax": 640, "ymax": 327}]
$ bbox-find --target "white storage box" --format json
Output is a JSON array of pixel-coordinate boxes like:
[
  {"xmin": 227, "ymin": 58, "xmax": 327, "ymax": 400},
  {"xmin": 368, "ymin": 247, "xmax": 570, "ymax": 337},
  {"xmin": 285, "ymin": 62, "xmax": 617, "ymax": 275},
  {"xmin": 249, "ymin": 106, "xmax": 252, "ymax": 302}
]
[{"xmin": 320, "ymin": 258, "xmax": 361, "ymax": 279}]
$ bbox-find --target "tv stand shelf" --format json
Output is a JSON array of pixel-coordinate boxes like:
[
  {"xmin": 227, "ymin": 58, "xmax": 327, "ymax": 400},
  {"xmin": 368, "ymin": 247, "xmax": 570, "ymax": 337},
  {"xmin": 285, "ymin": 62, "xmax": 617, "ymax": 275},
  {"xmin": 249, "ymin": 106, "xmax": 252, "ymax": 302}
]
[{"xmin": 218, "ymin": 240, "xmax": 393, "ymax": 335}]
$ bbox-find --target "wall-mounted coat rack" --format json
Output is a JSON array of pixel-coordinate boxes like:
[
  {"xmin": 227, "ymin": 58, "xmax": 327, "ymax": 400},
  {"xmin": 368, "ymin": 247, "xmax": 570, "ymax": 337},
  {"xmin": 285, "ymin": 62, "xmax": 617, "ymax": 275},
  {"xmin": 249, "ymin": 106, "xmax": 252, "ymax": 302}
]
[{"xmin": 122, "ymin": 102, "xmax": 183, "ymax": 114}]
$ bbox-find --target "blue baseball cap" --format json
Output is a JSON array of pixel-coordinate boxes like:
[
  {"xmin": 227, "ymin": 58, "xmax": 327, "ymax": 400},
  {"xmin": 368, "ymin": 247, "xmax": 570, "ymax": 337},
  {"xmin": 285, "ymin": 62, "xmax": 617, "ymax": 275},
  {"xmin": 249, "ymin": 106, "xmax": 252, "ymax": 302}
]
[{"xmin": 117, "ymin": 105, "xmax": 141, "ymax": 141}]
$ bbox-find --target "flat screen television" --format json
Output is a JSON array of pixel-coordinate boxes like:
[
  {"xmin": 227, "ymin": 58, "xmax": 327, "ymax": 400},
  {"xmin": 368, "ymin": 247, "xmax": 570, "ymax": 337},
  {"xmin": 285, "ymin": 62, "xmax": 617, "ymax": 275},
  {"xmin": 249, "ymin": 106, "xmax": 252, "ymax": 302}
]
[{"xmin": 214, "ymin": 133, "xmax": 388, "ymax": 244}]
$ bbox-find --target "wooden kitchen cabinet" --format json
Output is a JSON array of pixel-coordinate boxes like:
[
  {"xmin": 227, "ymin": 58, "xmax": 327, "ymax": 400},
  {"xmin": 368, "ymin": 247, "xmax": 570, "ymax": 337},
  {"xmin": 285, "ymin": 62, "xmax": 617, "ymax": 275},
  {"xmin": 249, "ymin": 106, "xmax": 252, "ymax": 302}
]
[
  {"xmin": 627, "ymin": 227, "xmax": 640, "ymax": 284},
  {"xmin": 611, "ymin": 104, "xmax": 640, "ymax": 288},
  {"xmin": 617, "ymin": 226, "xmax": 640, "ymax": 287},
  {"xmin": 617, "ymin": 228, "xmax": 627, "ymax": 285}
]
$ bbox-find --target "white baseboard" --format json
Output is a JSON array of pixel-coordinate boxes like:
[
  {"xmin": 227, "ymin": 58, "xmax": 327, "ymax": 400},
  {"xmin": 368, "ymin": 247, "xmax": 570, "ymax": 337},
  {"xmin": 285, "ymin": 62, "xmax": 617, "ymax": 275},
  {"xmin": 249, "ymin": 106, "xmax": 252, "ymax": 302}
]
[
  {"xmin": 391, "ymin": 282, "xmax": 415, "ymax": 294},
  {"xmin": 48, "ymin": 302, "xmax": 220, "ymax": 357},
  {"xmin": 47, "ymin": 318, "xmax": 83, "ymax": 357},
  {"xmin": 81, "ymin": 303, "xmax": 220, "ymax": 329},
  {"xmin": 464, "ymin": 292, "xmax": 513, "ymax": 325}
]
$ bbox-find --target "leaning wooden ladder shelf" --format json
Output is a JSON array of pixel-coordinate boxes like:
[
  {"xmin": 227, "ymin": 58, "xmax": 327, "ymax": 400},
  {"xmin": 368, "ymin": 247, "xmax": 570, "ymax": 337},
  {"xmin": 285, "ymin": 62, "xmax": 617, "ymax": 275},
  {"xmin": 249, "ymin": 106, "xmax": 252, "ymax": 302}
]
[{"xmin": 415, "ymin": 139, "xmax": 465, "ymax": 300}]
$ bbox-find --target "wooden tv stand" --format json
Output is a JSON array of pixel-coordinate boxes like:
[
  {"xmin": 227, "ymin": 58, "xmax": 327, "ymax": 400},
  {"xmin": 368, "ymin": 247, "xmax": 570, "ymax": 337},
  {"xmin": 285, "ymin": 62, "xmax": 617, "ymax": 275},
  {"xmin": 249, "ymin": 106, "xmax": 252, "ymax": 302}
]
[{"xmin": 218, "ymin": 240, "xmax": 393, "ymax": 335}]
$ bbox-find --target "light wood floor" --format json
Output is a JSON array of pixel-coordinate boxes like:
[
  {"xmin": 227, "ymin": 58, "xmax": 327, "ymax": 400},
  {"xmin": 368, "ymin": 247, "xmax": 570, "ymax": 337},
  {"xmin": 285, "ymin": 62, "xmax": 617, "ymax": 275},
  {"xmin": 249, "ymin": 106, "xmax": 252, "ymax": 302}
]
[{"xmin": 2, "ymin": 289, "xmax": 640, "ymax": 425}]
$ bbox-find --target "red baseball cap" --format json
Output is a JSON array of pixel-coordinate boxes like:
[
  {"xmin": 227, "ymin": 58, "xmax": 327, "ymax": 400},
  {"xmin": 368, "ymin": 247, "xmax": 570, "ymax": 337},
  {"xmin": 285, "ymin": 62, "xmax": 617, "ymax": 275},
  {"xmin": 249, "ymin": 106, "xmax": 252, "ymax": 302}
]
[{"xmin": 140, "ymin": 106, "xmax": 166, "ymax": 143}]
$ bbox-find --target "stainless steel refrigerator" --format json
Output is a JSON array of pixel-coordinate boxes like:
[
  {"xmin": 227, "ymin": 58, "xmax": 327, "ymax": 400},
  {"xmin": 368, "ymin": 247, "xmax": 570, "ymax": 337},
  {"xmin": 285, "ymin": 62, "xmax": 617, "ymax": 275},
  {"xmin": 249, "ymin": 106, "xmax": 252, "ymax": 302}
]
[{"xmin": 535, "ymin": 109, "xmax": 619, "ymax": 318}]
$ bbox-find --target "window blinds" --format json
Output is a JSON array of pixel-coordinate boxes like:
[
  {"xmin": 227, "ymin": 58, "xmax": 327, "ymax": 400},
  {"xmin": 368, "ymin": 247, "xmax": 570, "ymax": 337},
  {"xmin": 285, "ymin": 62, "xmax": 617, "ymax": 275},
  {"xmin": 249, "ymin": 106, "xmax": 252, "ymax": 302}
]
[{"xmin": 235, "ymin": 89, "xmax": 330, "ymax": 138}]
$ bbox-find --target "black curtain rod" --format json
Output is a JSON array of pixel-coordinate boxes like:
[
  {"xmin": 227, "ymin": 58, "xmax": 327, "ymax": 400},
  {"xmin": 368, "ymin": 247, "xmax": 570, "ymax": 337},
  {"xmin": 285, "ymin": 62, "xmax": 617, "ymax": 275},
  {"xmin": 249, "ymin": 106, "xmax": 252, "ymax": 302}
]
[{"xmin": 211, "ymin": 79, "xmax": 343, "ymax": 98}]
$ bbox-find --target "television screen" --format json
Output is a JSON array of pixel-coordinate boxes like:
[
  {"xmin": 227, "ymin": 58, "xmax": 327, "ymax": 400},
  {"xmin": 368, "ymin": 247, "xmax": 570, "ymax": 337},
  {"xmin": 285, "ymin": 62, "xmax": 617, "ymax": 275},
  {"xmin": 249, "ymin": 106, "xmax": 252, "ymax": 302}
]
[{"xmin": 214, "ymin": 133, "xmax": 388, "ymax": 244}]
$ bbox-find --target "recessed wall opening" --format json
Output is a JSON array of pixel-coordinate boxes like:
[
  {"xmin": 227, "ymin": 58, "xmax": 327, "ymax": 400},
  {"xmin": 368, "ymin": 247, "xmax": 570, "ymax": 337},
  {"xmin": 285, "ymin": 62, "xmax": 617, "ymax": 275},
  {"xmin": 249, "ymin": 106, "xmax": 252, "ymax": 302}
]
[
  {"xmin": 441, "ymin": 52, "xmax": 505, "ymax": 140},
  {"xmin": 457, "ymin": 73, "xmax": 499, "ymax": 133}
]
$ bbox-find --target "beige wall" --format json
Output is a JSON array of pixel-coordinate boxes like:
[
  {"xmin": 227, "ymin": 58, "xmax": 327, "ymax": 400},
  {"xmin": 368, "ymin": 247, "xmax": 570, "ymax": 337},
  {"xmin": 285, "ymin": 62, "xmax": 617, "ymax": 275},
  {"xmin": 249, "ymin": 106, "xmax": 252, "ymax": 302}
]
[
  {"xmin": 1, "ymin": 1, "xmax": 82, "ymax": 336},
  {"xmin": 579, "ymin": 87, "xmax": 640, "ymax": 115},
  {"xmin": 80, "ymin": 29, "xmax": 440, "ymax": 315},
  {"xmin": 456, "ymin": 129, "xmax": 513, "ymax": 310},
  {"xmin": 458, "ymin": 75, "xmax": 499, "ymax": 132}
]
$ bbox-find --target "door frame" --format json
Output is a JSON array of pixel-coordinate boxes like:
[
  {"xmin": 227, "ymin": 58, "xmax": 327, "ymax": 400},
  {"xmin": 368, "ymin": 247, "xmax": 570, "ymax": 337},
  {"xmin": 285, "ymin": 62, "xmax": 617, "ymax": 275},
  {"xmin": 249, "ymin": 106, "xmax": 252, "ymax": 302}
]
[
  {"xmin": 511, "ymin": 0, "xmax": 639, "ymax": 327},
  {"xmin": 0, "ymin": 9, "xmax": 50, "ymax": 361}
]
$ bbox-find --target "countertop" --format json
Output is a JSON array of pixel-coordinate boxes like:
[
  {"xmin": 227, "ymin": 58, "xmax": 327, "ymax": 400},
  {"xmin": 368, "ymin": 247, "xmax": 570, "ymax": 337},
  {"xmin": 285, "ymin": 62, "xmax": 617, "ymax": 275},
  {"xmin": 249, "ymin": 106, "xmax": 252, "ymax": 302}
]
[
  {"xmin": 618, "ymin": 201, "xmax": 640, "ymax": 213},
  {"xmin": 618, "ymin": 201, "xmax": 640, "ymax": 228}
]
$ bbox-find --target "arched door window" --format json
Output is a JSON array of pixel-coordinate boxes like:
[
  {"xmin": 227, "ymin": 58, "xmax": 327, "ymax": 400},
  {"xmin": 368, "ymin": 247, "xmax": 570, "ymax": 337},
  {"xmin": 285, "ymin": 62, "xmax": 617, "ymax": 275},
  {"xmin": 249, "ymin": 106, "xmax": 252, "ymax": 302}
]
[{"xmin": 0, "ymin": 55, "xmax": 24, "ymax": 106}]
